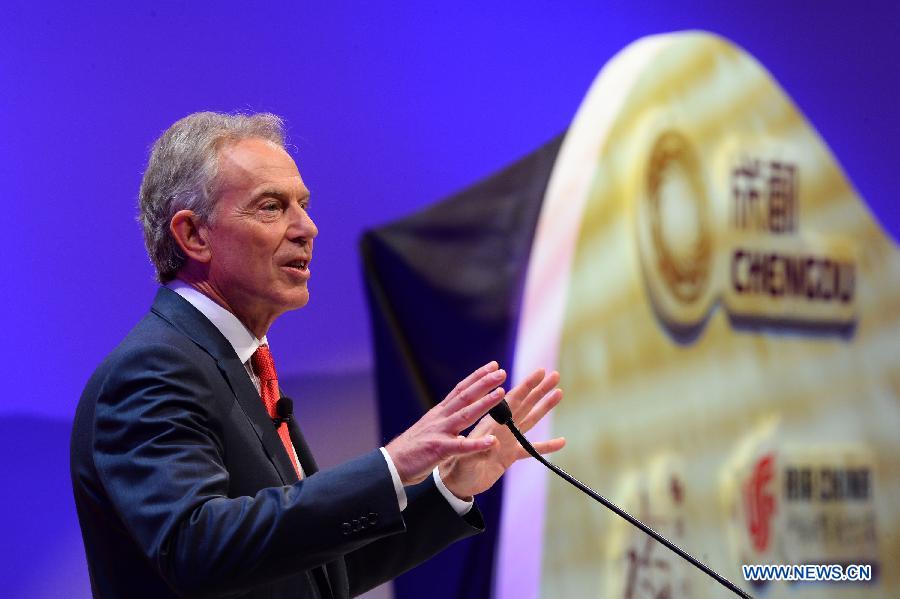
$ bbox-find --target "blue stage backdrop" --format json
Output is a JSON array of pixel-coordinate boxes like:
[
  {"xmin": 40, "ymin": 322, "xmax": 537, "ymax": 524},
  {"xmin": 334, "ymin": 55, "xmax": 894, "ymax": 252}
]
[{"xmin": 1, "ymin": 3, "xmax": 897, "ymax": 598}]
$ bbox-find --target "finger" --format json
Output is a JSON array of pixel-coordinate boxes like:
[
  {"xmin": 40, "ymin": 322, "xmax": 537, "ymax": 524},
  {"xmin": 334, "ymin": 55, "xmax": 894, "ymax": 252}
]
[
  {"xmin": 466, "ymin": 410, "xmax": 504, "ymax": 436},
  {"xmin": 514, "ymin": 437, "xmax": 566, "ymax": 461},
  {"xmin": 443, "ymin": 368, "xmax": 506, "ymax": 413},
  {"xmin": 518, "ymin": 388, "xmax": 563, "ymax": 432},
  {"xmin": 445, "ymin": 361, "xmax": 499, "ymax": 402},
  {"xmin": 443, "ymin": 434, "xmax": 498, "ymax": 458},
  {"xmin": 513, "ymin": 371, "xmax": 560, "ymax": 422},
  {"xmin": 451, "ymin": 386, "xmax": 507, "ymax": 431},
  {"xmin": 504, "ymin": 368, "xmax": 545, "ymax": 411}
]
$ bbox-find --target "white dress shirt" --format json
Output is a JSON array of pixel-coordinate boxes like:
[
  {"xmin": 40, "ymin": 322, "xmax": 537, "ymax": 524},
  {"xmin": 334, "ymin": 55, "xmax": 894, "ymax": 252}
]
[{"xmin": 168, "ymin": 281, "xmax": 472, "ymax": 515}]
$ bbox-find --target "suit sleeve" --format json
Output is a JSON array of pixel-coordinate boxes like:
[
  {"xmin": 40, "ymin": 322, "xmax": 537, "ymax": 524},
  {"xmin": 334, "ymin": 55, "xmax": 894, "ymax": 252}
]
[
  {"xmin": 344, "ymin": 476, "xmax": 484, "ymax": 597},
  {"xmin": 92, "ymin": 342, "xmax": 405, "ymax": 598}
]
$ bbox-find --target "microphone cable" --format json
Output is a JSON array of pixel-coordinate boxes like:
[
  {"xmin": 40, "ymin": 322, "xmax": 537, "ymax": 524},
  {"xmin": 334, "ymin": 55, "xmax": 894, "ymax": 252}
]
[{"xmin": 489, "ymin": 400, "xmax": 753, "ymax": 599}]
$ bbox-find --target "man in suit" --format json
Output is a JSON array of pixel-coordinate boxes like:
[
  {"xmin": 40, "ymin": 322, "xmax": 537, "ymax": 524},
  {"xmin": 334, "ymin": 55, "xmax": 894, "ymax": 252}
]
[{"xmin": 71, "ymin": 112, "xmax": 565, "ymax": 598}]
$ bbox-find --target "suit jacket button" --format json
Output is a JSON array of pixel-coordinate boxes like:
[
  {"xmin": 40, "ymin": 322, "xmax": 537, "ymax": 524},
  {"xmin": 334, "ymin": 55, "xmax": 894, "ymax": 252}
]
[{"xmin": 342, "ymin": 522, "xmax": 351, "ymax": 535}]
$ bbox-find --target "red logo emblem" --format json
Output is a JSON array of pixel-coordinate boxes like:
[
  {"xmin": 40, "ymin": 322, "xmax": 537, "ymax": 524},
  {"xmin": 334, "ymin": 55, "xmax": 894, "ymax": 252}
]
[{"xmin": 744, "ymin": 453, "xmax": 776, "ymax": 552}]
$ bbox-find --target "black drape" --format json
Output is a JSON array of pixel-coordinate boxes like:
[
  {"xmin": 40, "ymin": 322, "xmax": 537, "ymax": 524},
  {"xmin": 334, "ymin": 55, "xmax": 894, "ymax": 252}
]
[{"xmin": 360, "ymin": 133, "xmax": 564, "ymax": 598}]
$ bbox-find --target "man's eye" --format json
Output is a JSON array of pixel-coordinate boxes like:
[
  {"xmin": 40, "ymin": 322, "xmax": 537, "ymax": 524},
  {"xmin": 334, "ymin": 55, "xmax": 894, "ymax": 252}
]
[{"xmin": 262, "ymin": 202, "xmax": 282, "ymax": 212}]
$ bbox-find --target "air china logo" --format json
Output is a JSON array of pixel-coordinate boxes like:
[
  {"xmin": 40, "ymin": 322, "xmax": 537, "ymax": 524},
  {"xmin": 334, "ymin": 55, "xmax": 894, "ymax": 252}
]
[
  {"xmin": 636, "ymin": 129, "xmax": 858, "ymax": 336},
  {"xmin": 743, "ymin": 453, "xmax": 776, "ymax": 552},
  {"xmin": 728, "ymin": 446, "xmax": 880, "ymax": 584}
]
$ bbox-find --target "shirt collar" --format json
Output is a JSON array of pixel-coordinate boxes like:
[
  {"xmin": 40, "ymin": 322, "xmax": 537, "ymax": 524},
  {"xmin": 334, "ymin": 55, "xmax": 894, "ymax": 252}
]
[{"xmin": 167, "ymin": 280, "xmax": 268, "ymax": 364}]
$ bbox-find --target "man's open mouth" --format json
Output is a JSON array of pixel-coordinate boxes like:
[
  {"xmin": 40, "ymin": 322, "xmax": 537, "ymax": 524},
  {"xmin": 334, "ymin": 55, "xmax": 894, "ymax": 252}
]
[{"xmin": 284, "ymin": 260, "xmax": 309, "ymax": 271}]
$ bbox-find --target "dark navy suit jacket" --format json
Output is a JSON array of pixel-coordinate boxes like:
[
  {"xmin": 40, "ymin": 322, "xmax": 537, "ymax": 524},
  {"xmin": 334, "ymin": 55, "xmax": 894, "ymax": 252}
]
[{"xmin": 71, "ymin": 287, "xmax": 482, "ymax": 598}]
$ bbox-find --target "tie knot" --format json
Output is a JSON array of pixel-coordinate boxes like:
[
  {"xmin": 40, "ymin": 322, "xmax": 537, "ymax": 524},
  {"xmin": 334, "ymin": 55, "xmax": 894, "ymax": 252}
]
[{"xmin": 251, "ymin": 344, "xmax": 278, "ymax": 382}]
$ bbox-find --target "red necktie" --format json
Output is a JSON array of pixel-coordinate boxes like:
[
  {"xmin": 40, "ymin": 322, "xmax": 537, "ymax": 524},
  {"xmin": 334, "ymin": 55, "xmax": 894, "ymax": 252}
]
[{"xmin": 251, "ymin": 345, "xmax": 302, "ymax": 479}]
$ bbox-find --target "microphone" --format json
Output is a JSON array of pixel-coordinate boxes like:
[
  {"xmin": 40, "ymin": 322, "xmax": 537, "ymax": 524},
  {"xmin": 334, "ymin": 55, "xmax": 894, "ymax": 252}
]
[
  {"xmin": 490, "ymin": 399, "xmax": 753, "ymax": 599},
  {"xmin": 488, "ymin": 399, "xmax": 513, "ymax": 426},
  {"xmin": 272, "ymin": 396, "xmax": 293, "ymax": 426}
]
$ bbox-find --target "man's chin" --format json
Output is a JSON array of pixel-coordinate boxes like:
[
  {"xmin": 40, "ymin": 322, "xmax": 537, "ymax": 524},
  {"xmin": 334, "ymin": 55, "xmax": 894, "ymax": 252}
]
[{"xmin": 283, "ymin": 290, "xmax": 310, "ymax": 311}]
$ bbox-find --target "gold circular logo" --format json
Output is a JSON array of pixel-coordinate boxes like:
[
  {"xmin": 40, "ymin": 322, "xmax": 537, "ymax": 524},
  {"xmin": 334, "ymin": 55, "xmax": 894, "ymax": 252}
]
[
  {"xmin": 646, "ymin": 131, "xmax": 712, "ymax": 305},
  {"xmin": 636, "ymin": 129, "xmax": 717, "ymax": 333}
]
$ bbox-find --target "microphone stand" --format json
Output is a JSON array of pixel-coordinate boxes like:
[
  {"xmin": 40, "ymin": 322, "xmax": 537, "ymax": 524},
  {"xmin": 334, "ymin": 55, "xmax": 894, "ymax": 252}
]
[{"xmin": 490, "ymin": 401, "xmax": 752, "ymax": 599}]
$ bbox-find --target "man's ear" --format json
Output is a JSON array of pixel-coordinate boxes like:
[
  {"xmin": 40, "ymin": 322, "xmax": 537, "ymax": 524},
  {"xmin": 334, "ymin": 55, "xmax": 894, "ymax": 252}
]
[{"xmin": 170, "ymin": 210, "xmax": 212, "ymax": 263}]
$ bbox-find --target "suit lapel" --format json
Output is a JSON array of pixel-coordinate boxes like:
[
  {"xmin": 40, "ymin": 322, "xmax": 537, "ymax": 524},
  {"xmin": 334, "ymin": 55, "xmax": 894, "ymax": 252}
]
[
  {"xmin": 151, "ymin": 288, "xmax": 340, "ymax": 596},
  {"xmin": 150, "ymin": 287, "xmax": 299, "ymax": 485},
  {"xmin": 217, "ymin": 357, "xmax": 300, "ymax": 485},
  {"xmin": 284, "ymin": 400, "xmax": 319, "ymax": 476}
]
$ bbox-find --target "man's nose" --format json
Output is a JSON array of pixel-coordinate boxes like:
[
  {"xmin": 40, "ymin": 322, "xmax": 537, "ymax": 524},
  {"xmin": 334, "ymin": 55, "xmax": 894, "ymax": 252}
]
[{"xmin": 288, "ymin": 205, "xmax": 318, "ymax": 243}]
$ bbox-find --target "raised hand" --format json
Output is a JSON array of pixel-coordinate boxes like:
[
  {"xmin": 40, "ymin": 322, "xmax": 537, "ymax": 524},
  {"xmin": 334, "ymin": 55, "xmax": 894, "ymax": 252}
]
[
  {"xmin": 437, "ymin": 368, "xmax": 565, "ymax": 500},
  {"xmin": 384, "ymin": 361, "xmax": 509, "ymax": 486}
]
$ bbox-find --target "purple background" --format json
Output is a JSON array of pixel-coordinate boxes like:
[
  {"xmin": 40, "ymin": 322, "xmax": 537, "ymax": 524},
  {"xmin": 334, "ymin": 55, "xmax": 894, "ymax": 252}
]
[{"xmin": 1, "ymin": 2, "xmax": 898, "ymax": 597}]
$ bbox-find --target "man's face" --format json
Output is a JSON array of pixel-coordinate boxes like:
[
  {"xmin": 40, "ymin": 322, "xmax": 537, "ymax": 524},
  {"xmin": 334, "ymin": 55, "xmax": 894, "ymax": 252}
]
[{"xmin": 204, "ymin": 137, "xmax": 317, "ymax": 332}]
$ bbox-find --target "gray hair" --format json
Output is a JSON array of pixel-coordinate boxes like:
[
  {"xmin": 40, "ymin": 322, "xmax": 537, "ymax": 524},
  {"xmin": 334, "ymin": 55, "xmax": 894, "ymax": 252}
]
[{"xmin": 138, "ymin": 111, "xmax": 287, "ymax": 282}]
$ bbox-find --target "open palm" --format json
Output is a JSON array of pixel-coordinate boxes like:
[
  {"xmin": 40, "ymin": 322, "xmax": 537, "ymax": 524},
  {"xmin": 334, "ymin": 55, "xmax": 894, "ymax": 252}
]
[{"xmin": 438, "ymin": 368, "xmax": 565, "ymax": 499}]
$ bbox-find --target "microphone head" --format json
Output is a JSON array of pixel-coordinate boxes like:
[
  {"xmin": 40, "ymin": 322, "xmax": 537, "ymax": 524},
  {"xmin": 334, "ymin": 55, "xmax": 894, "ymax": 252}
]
[
  {"xmin": 488, "ymin": 399, "xmax": 513, "ymax": 425},
  {"xmin": 276, "ymin": 396, "xmax": 293, "ymax": 420}
]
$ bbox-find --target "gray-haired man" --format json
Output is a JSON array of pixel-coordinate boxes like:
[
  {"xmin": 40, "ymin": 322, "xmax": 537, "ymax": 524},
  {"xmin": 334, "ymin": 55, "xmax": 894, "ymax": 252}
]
[{"xmin": 71, "ymin": 111, "xmax": 564, "ymax": 598}]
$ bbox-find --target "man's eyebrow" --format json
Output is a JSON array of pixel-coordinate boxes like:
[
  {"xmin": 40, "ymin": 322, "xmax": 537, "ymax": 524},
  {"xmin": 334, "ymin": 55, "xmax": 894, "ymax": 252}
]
[{"xmin": 252, "ymin": 187, "xmax": 311, "ymax": 204}]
